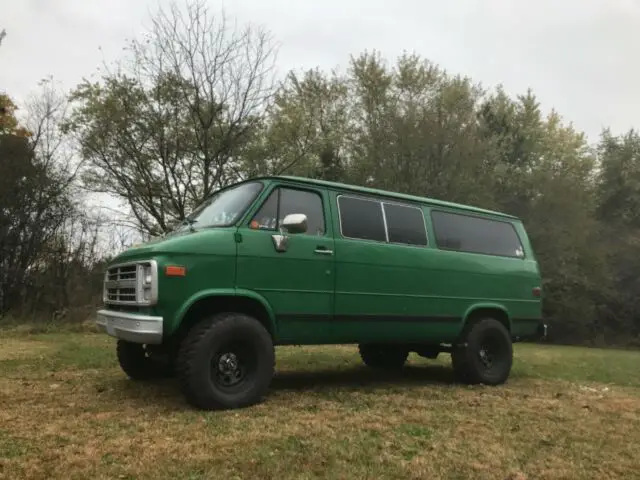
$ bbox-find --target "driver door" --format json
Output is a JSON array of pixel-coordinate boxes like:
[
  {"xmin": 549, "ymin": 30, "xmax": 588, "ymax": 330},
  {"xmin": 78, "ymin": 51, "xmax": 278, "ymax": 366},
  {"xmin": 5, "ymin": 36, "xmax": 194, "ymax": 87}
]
[{"xmin": 235, "ymin": 183, "xmax": 336, "ymax": 344}]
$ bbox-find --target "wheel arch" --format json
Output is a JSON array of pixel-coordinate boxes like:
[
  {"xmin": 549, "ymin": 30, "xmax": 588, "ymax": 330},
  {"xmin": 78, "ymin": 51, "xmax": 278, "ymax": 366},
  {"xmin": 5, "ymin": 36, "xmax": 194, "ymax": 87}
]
[
  {"xmin": 462, "ymin": 303, "xmax": 511, "ymax": 334},
  {"xmin": 171, "ymin": 289, "xmax": 277, "ymax": 345}
]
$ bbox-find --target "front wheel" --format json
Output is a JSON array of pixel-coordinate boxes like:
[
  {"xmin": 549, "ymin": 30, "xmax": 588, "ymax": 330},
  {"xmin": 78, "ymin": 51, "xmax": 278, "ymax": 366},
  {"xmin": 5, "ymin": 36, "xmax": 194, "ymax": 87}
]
[
  {"xmin": 451, "ymin": 318, "xmax": 513, "ymax": 385},
  {"xmin": 177, "ymin": 312, "xmax": 275, "ymax": 410}
]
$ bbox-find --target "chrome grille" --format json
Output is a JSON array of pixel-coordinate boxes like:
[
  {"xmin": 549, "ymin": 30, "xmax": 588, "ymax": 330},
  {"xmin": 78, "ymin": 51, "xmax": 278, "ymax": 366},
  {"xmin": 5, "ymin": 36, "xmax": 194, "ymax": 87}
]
[
  {"xmin": 107, "ymin": 264, "xmax": 137, "ymax": 282},
  {"xmin": 107, "ymin": 287, "xmax": 136, "ymax": 303},
  {"xmin": 105, "ymin": 264, "xmax": 139, "ymax": 305},
  {"xmin": 103, "ymin": 260, "xmax": 158, "ymax": 307}
]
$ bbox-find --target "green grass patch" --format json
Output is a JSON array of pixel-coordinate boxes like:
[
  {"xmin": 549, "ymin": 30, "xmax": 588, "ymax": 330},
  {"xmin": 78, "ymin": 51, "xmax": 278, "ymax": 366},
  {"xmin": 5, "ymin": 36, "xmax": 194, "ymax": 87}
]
[
  {"xmin": 0, "ymin": 430, "xmax": 36, "ymax": 459},
  {"xmin": 513, "ymin": 343, "xmax": 640, "ymax": 387},
  {"xmin": 0, "ymin": 332, "xmax": 639, "ymax": 479}
]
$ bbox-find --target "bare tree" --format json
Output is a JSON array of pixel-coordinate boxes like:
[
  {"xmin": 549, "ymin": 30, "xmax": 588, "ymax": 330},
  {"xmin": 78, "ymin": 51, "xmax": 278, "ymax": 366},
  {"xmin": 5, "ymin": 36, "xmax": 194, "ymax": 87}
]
[
  {"xmin": 25, "ymin": 78, "xmax": 80, "ymax": 185},
  {"xmin": 65, "ymin": 0, "xmax": 278, "ymax": 235},
  {"xmin": 0, "ymin": 29, "xmax": 6, "ymax": 47}
]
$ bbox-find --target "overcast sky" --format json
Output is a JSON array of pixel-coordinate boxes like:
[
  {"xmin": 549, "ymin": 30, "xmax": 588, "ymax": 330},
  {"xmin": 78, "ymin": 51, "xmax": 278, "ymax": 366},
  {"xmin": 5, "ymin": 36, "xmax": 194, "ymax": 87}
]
[{"xmin": 2, "ymin": 0, "xmax": 639, "ymax": 143}]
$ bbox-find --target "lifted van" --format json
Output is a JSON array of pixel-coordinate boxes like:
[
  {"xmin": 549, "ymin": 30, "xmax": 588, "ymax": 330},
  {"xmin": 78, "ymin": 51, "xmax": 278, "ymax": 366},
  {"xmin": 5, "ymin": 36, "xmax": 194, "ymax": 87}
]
[{"xmin": 97, "ymin": 176, "xmax": 545, "ymax": 410}]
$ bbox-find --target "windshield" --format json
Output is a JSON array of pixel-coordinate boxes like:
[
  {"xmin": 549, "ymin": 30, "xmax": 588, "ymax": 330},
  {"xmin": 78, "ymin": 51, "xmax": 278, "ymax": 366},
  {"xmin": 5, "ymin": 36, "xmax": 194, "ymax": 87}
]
[{"xmin": 178, "ymin": 181, "xmax": 263, "ymax": 231}]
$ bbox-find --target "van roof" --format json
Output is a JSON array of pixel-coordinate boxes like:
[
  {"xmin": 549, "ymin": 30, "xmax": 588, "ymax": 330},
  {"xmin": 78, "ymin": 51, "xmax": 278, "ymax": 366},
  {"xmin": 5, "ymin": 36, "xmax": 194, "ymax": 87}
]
[{"xmin": 250, "ymin": 175, "xmax": 518, "ymax": 220}]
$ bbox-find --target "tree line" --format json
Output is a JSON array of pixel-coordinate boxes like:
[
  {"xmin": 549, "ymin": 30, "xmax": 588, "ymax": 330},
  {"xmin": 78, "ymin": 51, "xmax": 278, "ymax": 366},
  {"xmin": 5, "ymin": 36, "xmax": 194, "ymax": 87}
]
[{"xmin": 1, "ymin": 1, "xmax": 639, "ymax": 345}]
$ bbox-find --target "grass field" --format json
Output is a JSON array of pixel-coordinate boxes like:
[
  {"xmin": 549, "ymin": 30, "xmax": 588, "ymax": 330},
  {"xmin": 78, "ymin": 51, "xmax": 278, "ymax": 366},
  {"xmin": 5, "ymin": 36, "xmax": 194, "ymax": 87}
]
[{"xmin": 1, "ymin": 329, "xmax": 640, "ymax": 479}]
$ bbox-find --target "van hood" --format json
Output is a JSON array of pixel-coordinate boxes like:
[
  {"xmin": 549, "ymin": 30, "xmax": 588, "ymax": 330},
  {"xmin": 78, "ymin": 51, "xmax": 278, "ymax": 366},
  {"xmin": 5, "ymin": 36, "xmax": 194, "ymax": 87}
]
[{"xmin": 110, "ymin": 227, "xmax": 236, "ymax": 264}]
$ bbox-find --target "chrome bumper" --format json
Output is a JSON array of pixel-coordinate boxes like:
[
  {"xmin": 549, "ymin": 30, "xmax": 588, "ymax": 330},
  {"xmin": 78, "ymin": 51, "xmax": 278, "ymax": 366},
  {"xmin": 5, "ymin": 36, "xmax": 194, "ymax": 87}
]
[{"xmin": 96, "ymin": 309, "xmax": 163, "ymax": 344}]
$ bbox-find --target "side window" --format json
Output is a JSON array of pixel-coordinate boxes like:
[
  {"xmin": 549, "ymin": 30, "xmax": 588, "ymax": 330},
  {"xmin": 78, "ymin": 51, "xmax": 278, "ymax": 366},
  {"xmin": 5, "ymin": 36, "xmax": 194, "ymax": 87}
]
[
  {"xmin": 338, "ymin": 196, "xmax": 386, "ymax": 242},
  {"xmin": 280, "ymin": 188, "xmax": 325, "ymax": 235},
  {"xmin": 251, "ymin": 189, "xmax": 279, "ymax": 230},
  {"xmin": 383, "ymin": 202, "xmax": 427, "ymax": 246},
  {"xmin": 250, "ymin": 187, "xmax": 326, "ymax": 236},
  {"xmin": 431, "ymin": 210, "xmax": 524, "ymax": 258}
]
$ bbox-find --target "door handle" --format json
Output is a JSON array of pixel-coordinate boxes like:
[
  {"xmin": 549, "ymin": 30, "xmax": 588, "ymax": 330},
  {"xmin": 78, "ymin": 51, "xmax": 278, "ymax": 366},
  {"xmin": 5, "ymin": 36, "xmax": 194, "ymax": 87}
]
[{"xmin": 314, "ymin": 247, "xmax": 333, "ymax": 255}]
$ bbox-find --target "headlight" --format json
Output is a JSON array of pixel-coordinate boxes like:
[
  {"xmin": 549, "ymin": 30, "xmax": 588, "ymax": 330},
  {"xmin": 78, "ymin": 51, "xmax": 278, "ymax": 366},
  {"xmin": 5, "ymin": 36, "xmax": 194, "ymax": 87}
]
[
  {"xmin": 136, "ymin": 261, "xmax": 158, "ymax": 306},
  {"xmin": 143, "ymin": 264, "xmax": 152, "ymax": 285}
]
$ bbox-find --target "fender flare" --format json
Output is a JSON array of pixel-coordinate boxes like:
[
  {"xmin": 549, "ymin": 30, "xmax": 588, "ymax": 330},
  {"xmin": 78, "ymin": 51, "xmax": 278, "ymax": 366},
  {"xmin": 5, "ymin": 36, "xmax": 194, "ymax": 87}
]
[
  {"xmin": 174, "ymin": 288, "xmax": 277, "ymax": 335},
  {"xmin": 462, "ymin": 303, "xmax": 512, "ymax": 330}
]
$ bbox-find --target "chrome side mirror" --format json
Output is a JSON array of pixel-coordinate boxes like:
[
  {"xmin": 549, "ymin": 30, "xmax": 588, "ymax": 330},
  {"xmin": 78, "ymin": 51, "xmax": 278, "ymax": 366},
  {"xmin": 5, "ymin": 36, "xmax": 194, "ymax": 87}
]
[
  {"xmin": 272, "ymin": 213, "xmax": 308, "ymax": 252},
  {"xmin": 281, "ymin": 213, "xmax": 308, "ymax": 234}
]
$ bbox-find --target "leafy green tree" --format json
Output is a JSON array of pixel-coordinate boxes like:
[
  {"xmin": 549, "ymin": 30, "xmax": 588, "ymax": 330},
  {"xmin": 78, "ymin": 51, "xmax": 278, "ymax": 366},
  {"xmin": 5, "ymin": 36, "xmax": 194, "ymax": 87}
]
[
  {"xmin": 595, "ymin": 129, "xmax": 640, "ymax": 343},
  {"xmin": 253, "ymin": 51, "xmax": 498, "ymax": 206},
  {"xmin": 242, "ymin": 68, "xmax": 351, "ymax": 181},
  {"xmin": 65, "ymin": 1, "xmax": 277, "ymax": 235},
  {"xmin": 1, "ymin": 94, "xmax": 31, "ymax": 137},
  {"xmin": 597, "ymin": 129, "xmax": 640, "ymax": 227},
  {"xmin": 349, "ymin": 52, "xmax": 496, "ymax": 206},
  {"xmin": 479, "ymin": 90, "xmax": 610, "ymax": 341}
]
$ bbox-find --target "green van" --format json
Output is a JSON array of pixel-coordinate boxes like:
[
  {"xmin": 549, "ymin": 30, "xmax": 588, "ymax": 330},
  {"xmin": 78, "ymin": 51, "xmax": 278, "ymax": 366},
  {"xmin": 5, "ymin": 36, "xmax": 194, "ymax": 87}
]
[{"xmin": 96, "ymin": 176, "xmax": 545, "ymax": 410}]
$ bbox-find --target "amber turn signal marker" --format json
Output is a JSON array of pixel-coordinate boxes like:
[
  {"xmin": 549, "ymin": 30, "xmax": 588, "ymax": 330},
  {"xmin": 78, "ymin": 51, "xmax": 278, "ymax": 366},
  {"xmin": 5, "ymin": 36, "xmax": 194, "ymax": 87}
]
[{"xmin": 165, "ymin": 265, "xmax": 186, "ymax": 277}]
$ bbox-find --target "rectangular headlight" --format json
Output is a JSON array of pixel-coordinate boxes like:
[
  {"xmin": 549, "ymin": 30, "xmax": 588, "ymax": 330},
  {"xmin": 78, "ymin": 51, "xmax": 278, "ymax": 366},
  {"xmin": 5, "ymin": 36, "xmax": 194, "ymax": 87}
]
[{"xmin": 136, "ymin": 260, "xmax": 158, "ymax": 306}]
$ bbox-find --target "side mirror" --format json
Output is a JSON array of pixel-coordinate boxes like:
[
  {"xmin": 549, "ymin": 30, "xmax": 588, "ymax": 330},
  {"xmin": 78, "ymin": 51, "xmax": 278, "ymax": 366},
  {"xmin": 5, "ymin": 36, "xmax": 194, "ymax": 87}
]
[
  {"xmin": 281, "ymin": 213, "xmax": 308, "ymax": 234},
  {"xmin": 272, "ymin": 213, "xmax": 307, "ymax": 252}
]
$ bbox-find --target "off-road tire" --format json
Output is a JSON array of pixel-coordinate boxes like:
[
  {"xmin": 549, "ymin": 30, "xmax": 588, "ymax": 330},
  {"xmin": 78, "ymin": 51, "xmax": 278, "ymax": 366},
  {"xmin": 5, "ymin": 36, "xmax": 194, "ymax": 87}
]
[
  {"xmin": 177, "ymin": 312, "xmax": 275, "ymax": 410},
  {"xmin": 358, "ymin": 343, "xmax": 409, "ymax": 370},
  {"xmin": 116, "ymin": 340, "xmax": 173, "ymax": 380},
  {"xmin": 451, "ymin": 317, "xmax": 513, "ymax": 385}
]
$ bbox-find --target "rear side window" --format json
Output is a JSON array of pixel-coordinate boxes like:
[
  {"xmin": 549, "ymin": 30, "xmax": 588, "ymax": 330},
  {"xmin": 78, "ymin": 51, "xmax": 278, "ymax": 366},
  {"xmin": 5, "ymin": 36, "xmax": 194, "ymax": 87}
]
[
  {"xmin": 431, "ymin": 210, "xmax": 524, "ymax": 258},
  {"xmin": 338, "ymin": 196, "xmax": 386, "ymax": 242},
  {"xmin": 338, "ymin": 195, "xmax": 427, "ymax": 246},
  {"xmin": 251, "ymin": 187, "xmax": 326, "ymax": 235},
  {"xmin": 383, "ymin": 203, "xmax": 427, "ymax": 246}
]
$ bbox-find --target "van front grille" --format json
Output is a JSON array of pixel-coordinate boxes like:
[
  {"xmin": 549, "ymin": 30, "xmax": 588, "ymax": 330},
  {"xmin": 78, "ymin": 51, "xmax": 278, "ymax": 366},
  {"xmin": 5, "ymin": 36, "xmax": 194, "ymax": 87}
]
[
  {"xmin": 104, "ymin": 264, "xmax": 139, "ymax": 305},
  {"xmin": 106, "ymin": 287, "xmax": 137, "ymax": 303},
  {"xmin": 103, "ymin": 260, "xmax": 158, "ymax": 307},
  {"xmin": 107, "ymin": 265, "xmax": 137, "ymax": 282}
]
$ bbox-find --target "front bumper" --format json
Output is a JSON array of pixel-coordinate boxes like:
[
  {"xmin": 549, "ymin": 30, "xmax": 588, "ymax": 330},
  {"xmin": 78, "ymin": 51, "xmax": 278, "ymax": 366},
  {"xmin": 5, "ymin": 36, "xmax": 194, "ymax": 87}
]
[{"xmin": 96, "ymin": 309, "xmax": 163, "ymax": 344}]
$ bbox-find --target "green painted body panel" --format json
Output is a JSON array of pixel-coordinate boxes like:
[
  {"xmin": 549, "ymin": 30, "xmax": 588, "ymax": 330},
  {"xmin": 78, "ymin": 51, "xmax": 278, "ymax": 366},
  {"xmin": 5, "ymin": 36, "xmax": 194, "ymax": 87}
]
[
  {"xmin": 110, "ymin": 228, "xmax": 238, "ymax": 337},
  {"xmin": 235, "ymin": 183, "xmax": 337, "ymax": 343},
  {"xmin": 103, "ymin": 176, "xmax": 543, "ymax": 347},
  {"xmin": 328, "ymin": 190, "xmax": 540, "ymax": 344}
]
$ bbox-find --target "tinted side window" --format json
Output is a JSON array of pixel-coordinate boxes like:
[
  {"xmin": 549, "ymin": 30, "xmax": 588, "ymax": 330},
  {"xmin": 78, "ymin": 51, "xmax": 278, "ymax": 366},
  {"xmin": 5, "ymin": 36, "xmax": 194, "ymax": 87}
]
[
  {"xmin": 431, "ymin": 210, "xmax": 524, "ymax": 258},
  {"xmin": 251, "ymin": 189, "xmax": 279, "ymax": 230},
  {"xmin": 338, "ymin": 196, "xmax": 386, "ymax": 242},
  {"xmin": 383, "ymin": 203, "xmax": 427, "ymax": 246},
  {"xmin": 250, "ymin": 187, "xmax": 325, "ymax": 235},
  {"xmin": 280, "ymin": 188, "xmax": 325, "ymax": 235}
]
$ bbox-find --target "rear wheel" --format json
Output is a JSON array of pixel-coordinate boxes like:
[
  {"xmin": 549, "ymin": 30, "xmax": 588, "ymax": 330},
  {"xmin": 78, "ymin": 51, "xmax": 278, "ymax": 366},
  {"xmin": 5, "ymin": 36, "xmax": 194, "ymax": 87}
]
[
  {"xmin": 451, "ymin": 317, "xmax": 513, "ymax": 385},
  {"xmin": 116, "ymin": 340, "xmax": 174, "ymax": 380},
  {"xmin": 359, "ymin": 343, "xmax": 409, "ymax": 370},
  {"xmin": 177, "ymin": 312, "xmax": 275, "ymax": 410}
]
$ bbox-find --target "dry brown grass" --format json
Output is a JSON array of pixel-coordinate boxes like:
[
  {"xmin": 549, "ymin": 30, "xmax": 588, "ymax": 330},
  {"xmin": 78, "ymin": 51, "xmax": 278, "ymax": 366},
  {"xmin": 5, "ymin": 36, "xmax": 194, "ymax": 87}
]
[
  {"xmin": 1, "ymin": 333, "xmax": 639, "ymax": 479},
  {"xmin": 0, "ymin": 339, "xmax": 54, "ymax": 361}
]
